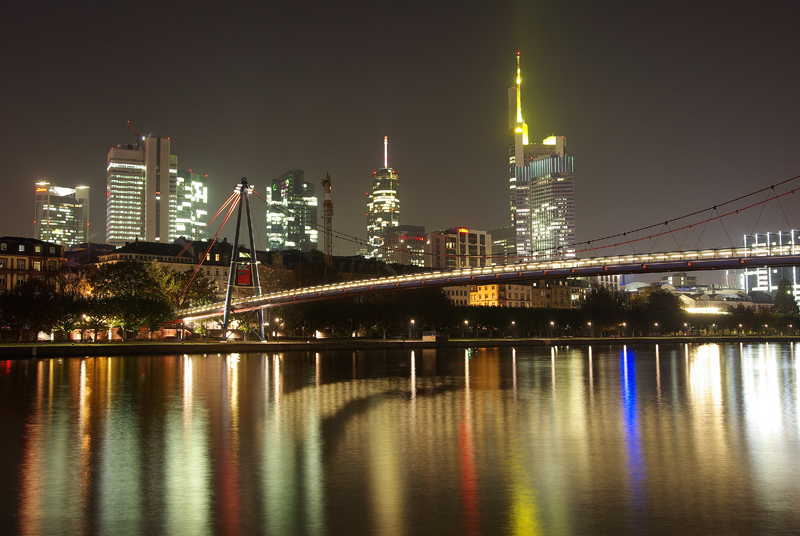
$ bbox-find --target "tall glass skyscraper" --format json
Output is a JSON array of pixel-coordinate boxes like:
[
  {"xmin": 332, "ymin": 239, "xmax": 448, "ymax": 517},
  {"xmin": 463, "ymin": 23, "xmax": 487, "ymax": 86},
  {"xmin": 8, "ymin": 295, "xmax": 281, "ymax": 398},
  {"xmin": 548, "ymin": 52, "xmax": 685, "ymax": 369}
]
[
  {"xmin": 508, "ymin": 52, "xmax": 574, "ymax": 262},
  {"xmin": 106, "ymin": 136, "xmax": 177, "ymax": 246},
  {"xmin": 367, "ymin": 136, "xmax": 399, "ymax": 259},
  {"xmin": 33, "ymin": 181, "xmax": 89, "ymax": 248},
  {"xmin": 266, "ymin": 169, "xmax": 318, "ymax": 252},
  {"xmin": 176, "ymin": 170, "xmax": 209, "ymax": 240}
]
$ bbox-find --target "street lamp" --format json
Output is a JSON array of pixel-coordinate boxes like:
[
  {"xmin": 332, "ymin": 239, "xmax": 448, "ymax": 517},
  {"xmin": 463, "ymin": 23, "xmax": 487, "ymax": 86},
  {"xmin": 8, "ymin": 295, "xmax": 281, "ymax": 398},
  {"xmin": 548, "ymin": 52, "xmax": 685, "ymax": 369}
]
[
  {"xmin": 511, "ymin": 321, "xmax": 516, "ymax": 338},
  {"xmin": 550, "ymin": 321, "xmax": 555, "ymax": 337},
  {"xmin": 655, "ymin": 322, "xmax": 659, "ymax": 336},
  {"xmin": 588, "ymin": 321, "xmax": 592, "ymax": 338},
  {"xmin": 464, "ymin": 320, "xmax": 469, "ymax": 338},
  {"xmin": 409, "ymin": 319, "xmax": 415, "ymax": 339}
]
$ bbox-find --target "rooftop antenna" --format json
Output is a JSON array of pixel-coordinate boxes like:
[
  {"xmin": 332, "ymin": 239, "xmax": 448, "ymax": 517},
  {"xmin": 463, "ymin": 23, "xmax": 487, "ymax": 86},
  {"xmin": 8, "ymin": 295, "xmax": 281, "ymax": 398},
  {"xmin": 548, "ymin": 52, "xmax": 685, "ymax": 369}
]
[
  {"xmin": 516, "ymin": 52, "xmax": 523, "ymax": 124},
  {"xmin": 384, "ymin": 135, "xmax": 388, "ymax": 168}
]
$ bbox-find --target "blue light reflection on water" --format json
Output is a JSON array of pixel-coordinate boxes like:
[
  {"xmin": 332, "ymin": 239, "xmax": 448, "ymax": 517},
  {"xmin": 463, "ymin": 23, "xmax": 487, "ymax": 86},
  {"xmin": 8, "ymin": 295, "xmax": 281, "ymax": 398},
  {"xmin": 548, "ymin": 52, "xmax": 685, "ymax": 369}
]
[
  {"xmin": 3, "ymin": 344, "xmax": 800, "ymax": 535},
  {"xmin": 620, "ymin": 345, "xmax": 645, "ymax": 530}
]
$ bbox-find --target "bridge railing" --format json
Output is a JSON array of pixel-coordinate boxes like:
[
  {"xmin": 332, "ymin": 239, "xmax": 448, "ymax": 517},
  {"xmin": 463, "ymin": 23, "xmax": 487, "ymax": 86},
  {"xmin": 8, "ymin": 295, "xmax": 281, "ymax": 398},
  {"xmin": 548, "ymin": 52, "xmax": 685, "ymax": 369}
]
[{"xmin": 179, "ymin": 245, "xmax": 800, "ymax": 317}]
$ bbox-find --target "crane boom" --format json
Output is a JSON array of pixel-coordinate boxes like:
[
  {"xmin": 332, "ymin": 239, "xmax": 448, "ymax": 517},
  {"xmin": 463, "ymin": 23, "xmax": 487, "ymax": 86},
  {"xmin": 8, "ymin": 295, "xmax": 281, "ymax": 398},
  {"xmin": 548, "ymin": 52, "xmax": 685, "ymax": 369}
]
[
  {"xmin": 322, "ymin": 173, "xmax": 333, "ymax": 266},
  {"xmin": 127, "ymin": 120, "xmax": 141, "ymax": 149}
]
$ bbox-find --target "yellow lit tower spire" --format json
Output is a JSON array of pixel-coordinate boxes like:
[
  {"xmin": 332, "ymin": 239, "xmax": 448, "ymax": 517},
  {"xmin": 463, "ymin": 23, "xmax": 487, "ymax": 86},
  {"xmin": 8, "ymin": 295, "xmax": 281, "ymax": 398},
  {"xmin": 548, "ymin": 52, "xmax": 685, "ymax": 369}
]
[{"xmin": 509, "ymin": 51, "xmax": 529, "ymax": 223}]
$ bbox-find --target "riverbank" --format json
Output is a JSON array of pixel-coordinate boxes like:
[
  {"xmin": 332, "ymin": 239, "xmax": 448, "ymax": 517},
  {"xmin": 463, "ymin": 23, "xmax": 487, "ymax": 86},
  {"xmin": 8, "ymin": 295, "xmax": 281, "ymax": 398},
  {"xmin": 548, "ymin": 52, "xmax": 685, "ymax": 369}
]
[{"xmin": 2, "ymin": 335, "xmax": 800, "ymax": 358}]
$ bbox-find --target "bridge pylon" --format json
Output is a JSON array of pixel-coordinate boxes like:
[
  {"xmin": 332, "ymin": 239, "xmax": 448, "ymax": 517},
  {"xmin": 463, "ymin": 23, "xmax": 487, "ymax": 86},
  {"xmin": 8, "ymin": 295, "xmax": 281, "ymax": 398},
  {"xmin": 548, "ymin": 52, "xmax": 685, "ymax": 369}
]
[{"xmin": 222, "ymin": 178, "xmax": 265, "ymax": 341}]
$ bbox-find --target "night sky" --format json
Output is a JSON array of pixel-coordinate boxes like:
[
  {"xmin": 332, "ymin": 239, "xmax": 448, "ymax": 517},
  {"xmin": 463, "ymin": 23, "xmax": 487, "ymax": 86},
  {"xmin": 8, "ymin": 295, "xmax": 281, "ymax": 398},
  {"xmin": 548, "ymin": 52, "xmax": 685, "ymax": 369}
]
[{"xmin": 3, "ymin": 1, "xmax": 800, "ymax": 269}]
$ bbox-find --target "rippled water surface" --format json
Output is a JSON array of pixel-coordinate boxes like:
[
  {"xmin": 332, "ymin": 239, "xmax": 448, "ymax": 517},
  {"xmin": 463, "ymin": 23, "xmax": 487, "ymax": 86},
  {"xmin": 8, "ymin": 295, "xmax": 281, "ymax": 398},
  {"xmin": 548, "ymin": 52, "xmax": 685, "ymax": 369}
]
[{"xmin": 2, "ymin": 343, "xmax": 800, "ymax": 535}]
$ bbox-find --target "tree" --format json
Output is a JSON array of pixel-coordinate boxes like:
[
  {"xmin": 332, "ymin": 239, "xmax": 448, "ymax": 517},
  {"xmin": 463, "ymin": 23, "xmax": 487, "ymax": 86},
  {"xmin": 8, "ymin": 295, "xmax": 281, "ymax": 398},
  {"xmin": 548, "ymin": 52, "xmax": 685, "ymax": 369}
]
[
  {"xmin": 52, "ymin": 266, "xmax": 92, "ymax": 339},
  {"xmin": 773, "ymin": 278, "xmax": 798, "ymax": 314},
  {"xmin": 89, "ymin": 261, "xmax": 174, "ymax": 339},
  {"xmin": 581, "ymin": 286, "xmax": 628, "ymax": 333},
  {"xmin": 627, "ymin": 284, "xmax": 684, "ymax": 334},
  {"xmin": 0, "ymin": 279, "xmax": 62, "ymax": 341}
]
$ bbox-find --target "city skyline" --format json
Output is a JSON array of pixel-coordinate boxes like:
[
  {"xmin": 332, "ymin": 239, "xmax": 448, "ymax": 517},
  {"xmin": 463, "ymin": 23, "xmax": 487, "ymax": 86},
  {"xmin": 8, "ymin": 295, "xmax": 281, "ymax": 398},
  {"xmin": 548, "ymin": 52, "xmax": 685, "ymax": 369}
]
[{"xmin": 2, "ymin": 2, "xmax": 800, "ymax": 263}]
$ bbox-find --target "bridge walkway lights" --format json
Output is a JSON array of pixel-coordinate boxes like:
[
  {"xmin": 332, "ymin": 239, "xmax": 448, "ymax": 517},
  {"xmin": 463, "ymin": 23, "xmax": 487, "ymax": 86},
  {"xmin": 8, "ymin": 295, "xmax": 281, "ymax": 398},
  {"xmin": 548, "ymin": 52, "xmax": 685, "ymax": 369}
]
[{"xmin": 176, "ymin": 247, "xmax": 800, "ymax": 320}]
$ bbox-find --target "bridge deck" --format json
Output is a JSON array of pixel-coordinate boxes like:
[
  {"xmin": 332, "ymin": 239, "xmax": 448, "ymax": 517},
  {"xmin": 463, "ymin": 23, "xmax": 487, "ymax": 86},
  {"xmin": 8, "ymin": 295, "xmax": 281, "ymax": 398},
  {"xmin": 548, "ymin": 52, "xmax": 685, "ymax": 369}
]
[{"xmin": 177, "ymin": 247, "xmax": 800, "ymax": 320}]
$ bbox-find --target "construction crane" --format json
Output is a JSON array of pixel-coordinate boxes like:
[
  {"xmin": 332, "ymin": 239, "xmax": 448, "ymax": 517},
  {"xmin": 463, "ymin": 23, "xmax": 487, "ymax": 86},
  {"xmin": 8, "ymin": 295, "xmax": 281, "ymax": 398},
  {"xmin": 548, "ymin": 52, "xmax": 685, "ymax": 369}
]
[
  {"xmin": 322, "ymin": 173, "xmax": 333, "ymax": 265},
  {"xmin": 127, "ymin": 120, "xmax": 142, "ymax": 149}
]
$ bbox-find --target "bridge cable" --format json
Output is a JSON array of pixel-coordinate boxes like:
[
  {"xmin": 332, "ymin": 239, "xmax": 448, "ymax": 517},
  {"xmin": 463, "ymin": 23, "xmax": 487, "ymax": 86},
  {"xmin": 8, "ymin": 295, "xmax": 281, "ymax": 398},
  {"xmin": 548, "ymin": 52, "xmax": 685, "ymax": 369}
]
[
  {"xmin": 574, "ymin": 175, "xmax": 800, "ymax": 253},
  {"xmin": 179, "ymin": 197, "xmax": 241, "ymax": 303},
  {"xmin": 715, "ymin": 206, "xmax": 736, "ymax": 249},
  {"xmin": 168, "ymin": 191, "xmax": 238, "ymax": 270},
  {"xmin": 577, "ymin": 186, "xmax": 800, "ymax": 257},
  {"xmin": 776, "ymin": 190, "xmax": 793, "ymax": 232}
]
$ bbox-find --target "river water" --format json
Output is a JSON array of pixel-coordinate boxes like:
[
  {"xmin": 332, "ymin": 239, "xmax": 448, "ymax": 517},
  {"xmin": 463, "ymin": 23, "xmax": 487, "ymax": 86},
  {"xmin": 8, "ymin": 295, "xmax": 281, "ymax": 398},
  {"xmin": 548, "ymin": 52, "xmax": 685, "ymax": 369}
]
[{"xmin": 2, "ymin": 343, "xmax": 800, "ymax": 535}]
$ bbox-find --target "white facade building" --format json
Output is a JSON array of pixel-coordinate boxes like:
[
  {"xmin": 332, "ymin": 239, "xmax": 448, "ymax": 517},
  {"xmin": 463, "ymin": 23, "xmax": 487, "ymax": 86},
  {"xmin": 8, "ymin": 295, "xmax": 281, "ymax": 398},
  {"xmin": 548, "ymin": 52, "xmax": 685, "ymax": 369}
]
[
  {"xmin": 106, "ymin": 136, "xmax": 177, "ymax": 246},
  {"xmin": 34, "ymin": 181, "xmax": 89, "ymax": 248}
]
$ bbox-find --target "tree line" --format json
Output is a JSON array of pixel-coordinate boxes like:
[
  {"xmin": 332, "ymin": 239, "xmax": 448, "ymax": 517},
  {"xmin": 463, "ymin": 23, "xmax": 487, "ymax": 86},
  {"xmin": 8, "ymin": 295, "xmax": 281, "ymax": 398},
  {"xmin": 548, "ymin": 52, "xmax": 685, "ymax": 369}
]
[
  {"xmin": 0, "ymin": 260, "xmax": 215, "ymax": 341},
  {"xmin": 2, "ymin": 258, "xmax": 797, "ymax": 341}
]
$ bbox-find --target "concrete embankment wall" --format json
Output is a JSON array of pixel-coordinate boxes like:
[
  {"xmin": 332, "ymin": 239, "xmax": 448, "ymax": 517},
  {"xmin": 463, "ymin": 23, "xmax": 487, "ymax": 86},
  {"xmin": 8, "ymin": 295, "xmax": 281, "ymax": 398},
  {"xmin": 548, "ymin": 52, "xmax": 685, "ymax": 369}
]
[{"xmin": 1, "ymin": 336, "xmax": 798, "ymax": 359}]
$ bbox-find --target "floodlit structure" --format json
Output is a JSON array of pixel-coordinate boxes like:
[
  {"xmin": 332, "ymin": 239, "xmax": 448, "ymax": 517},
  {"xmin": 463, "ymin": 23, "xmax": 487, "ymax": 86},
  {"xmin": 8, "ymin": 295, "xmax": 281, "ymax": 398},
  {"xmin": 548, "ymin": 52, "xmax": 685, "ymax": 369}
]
[
  {"xmin": 106, "ymin": 135, "xmax": 178, "ymax": 246},
  {"xmin": 367, "ymin": 136, "xmax": 399, "ymax": 259},
  {"xmin": 33, "ymin": 181, "xmax": 89, "ymax": 248},
  {"xmin": 742, "ymin": 230, "xmax": 800, "ymax": 300},
  {"xmin": 175, "ymin": 170, "xmax": 209, "ymax": 240},
  {"xmin": 266, "ymin": 169, "xmax": 318, "ymax": 252},
  {"xmin": 507, "ymin": 52, "xmax": 574, "ymax": 262}
]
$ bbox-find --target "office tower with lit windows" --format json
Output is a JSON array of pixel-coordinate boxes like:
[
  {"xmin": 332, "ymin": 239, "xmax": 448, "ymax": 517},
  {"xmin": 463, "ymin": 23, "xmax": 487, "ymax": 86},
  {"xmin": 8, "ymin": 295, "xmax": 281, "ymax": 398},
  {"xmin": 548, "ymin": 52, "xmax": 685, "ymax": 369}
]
[
  {"xmin": 33, "ymin": 181, "xmax": 89, "ymax": 248},
  {"xmin": 742, "ymin": 230, "xmax": 800, "ymax": 300},
  {"xmin": 266, "ymin": 169, "xmax": 318, "ymax": 252},
  {"xmin": 176, "ymin": 170, "xmax": 209, "ymax": 239},
  {"xmin": 106, "ymin": 136, "xmax": 177, "ymax": 246},
  {"xmin": 380, "ymin": 225, "xmax": 426, "ymax": 266},
  {"xmin": 428, "ymin": 227, "xmax": 491, "ymax": 270},
  {"xmin": 367, "ymin": 136, "xmax": 399, "ymax": 259},
  {"xmin": 508, "ymin": 52, "xmax": 573, "ymax": 262}
]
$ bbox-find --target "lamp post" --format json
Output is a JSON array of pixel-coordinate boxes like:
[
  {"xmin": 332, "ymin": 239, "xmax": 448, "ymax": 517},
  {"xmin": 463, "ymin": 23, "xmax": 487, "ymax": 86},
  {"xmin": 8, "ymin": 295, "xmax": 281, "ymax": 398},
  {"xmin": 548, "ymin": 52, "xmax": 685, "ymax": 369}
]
[
  {"xmin": 409, "ymin": 319, "xmax": 415, "ymax": 340},
  {"xmin": 588, "ymin": 321, "xmax": 593, "ymax": 338},
  {"xmin": 622, "ymin": 322, "xmax": 627, "ymax": 338},
  {"xmin": 464, "ymin": 320, "xmax": 469, "ymax": 338},
  {"xmin": 654, "ymin": 322, "xmax": 659, "ymax": 336},
  {"xmin": 739, "ymin": 323, "xmax": 743, "ymax": 336},
  {"xmin": 511, "ymin": 320, "xmax": 516, "ymax": 339},
  {"xmin": 550, "ymin": 321, "xmax": 555, "ymax": 338}
]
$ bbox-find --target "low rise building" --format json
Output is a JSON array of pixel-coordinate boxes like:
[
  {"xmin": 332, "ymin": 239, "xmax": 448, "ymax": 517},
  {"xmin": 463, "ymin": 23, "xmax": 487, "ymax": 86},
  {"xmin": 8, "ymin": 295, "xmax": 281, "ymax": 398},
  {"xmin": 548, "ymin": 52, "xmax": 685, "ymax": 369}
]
[
  {"xmin": 443, "ymin": 285, "xmax": 471, "ymax": 306},
  {"xmin": 0, "ymin": 237, "xmax": 64, "ymax": 290}
]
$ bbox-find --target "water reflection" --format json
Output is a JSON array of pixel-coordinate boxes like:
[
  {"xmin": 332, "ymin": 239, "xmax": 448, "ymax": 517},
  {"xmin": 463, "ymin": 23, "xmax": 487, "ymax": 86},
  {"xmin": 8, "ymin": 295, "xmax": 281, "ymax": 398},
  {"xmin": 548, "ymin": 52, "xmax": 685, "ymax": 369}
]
[{"xmin": 3, "ymin": 344, "xmax": 800, "ymax": 534}]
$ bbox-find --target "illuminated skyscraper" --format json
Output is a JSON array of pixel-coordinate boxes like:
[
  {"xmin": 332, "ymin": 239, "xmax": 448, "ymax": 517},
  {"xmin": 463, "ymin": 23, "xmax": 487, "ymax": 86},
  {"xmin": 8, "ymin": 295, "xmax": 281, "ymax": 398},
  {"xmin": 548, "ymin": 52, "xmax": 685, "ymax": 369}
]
[
  {"xmin": 367, "ymin": 136, "xmax": 399, "ymax": 259},
  {"xmin": 176, "ymin": 170, "xmax": 209, "ymax": 239},
  {"xmin": 106, "ymin": 136, "xmax": 177, "ymax": 246},
  {"xmin": 516, "ymin": 153, "xmax": 574, "ymax": 261},
  {"xmin": 508, "ymin": 52, "xmax": 573, "ymax": 262},
  {"xmin": 266, "ymin": 169, "xmax": 318, "ymax": 252},
  {"xmin": 33, "ymin": 181, "xmax": 89, "ymax": 248}
]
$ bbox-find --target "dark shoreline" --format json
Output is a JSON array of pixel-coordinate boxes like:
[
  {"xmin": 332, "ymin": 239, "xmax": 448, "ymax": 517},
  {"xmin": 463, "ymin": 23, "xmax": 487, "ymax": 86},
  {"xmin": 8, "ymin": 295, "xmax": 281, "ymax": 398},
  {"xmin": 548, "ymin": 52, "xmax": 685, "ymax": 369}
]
[{"xmin": 2, "ymin": 336, "xmax": 799, "ymax": 358}]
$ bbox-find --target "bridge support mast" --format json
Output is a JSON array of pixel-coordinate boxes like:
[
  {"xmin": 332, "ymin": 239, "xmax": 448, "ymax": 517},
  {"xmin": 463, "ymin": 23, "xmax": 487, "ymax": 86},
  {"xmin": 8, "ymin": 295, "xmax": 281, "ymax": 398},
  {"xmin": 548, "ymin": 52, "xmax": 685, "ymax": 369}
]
[{"xmin": 222, "ymin": 178, "xmax": 265, "ymax": 341}]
